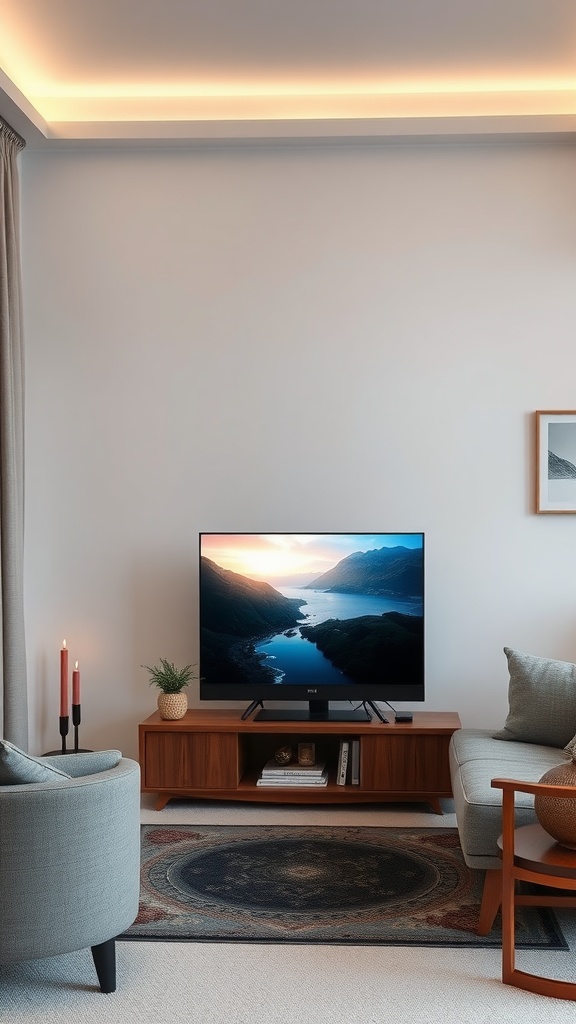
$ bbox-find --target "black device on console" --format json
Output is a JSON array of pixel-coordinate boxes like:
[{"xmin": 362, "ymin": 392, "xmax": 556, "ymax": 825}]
[{"xmin": 199, "ymin": 532, "xmax": 424, "ymax": 722}]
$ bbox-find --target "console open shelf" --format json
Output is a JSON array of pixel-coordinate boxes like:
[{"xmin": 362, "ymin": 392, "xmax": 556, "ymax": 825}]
[{"xmin": 139, "ymin": 708, "xmax": 461, "ymax": 812}]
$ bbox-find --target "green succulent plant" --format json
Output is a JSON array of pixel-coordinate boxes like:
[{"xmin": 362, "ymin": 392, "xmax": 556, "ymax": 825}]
[{"xmin": 143, "ymin": 658, "xmax": 196, "ymax": 694}]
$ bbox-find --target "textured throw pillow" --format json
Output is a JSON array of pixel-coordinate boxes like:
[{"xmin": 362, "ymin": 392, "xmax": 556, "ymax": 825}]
[
  {"xmin": 493, "ymin": 647, "xmax": 576, "ymax": 748},
  {"xmin": 0, "ymin": 739, "xmax": 72, "ymax": 785}
]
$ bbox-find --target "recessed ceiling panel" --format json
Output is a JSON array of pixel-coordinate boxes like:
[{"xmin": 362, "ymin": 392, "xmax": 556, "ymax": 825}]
[{"xmin": 0, "ymin": 0, "xmax": 575, "ymax": 141}]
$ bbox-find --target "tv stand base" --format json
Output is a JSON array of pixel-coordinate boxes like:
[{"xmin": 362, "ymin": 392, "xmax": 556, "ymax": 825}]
[
  {"xmin": 254, "ymin": 707, "xmax": 371, "ymax": 722},
  {"xmin": 249, "ymin": 698, "xmax": 375, "ymax": 723},
  {"xmin": 241, "ymin": 699, "xmax": 263, "ymax": 720},
  {"xmin": 365, "ymin": 700, "xmax": 389, "ymax": 723}
]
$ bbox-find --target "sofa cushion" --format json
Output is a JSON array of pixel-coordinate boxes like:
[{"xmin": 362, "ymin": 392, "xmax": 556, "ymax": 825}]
[
  {"xmin": 450, "ymin": 727, "xmax": 569, "ymax": 772},
  {"xmin": 449, "ymin": 729, "xmax": 569, "ymax": 866},
  {"xmin": 0, "ymin": 740, "xmax": 72, "ymax": 785},
  {"xmin": 493, "ymin": 647, "xmax": 576, "ymax": 748}
]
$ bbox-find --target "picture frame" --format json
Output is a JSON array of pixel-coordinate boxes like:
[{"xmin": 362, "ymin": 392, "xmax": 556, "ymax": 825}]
[{"xmin": 536, "ymin": 410, "xmax": 576, "ymax": 513}]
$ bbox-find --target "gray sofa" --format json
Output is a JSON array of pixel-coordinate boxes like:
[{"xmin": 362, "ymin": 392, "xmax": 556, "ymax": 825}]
[
  {"xmin": 448, "ymin": 646, "xmax": 576, "ymax": 934},
  {"xmin": 449, "ymin": 727, "xmax": 570, "ymax": 933}
]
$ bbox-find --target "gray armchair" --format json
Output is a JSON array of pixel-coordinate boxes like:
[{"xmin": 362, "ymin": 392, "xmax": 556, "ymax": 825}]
[{"xmin": 0, "ymin": 749, "xmax": 140, "ymax": 992}]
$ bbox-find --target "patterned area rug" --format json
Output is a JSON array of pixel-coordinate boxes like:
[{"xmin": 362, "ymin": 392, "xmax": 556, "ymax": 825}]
[{"xmin": 121, "ymin": 824, "xmax": 568, "ymax": 948}]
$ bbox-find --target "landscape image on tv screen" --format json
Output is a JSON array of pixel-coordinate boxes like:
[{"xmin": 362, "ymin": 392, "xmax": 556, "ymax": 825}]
[{"xmin": 199, "ymin": 533, "xmax": 424, "ymax": 693}]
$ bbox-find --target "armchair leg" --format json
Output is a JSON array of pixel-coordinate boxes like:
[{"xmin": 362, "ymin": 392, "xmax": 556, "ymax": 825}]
[
  {"xmin": 477, "ymin": 868, "xmax": 502, "ymax": 935},
  {"xmin": 91, "ymin": 938, "xmax": 116, "ymax": 993}
]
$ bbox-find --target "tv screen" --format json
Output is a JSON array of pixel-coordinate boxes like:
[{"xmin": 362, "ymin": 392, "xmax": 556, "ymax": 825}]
[{"xmin": 199, "ymin": 533, "xmax": 424, "ymax": 721}]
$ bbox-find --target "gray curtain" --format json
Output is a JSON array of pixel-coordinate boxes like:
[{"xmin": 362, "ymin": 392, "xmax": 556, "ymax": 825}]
[{"xmin": 0, "ymin": 118, "xmax": 27, "ymax": 748}]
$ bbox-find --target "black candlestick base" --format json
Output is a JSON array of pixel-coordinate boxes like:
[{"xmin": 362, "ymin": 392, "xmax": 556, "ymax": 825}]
[
  {"xmin": 59, "ymin": 715, "xmax": 69, "ymax": 753},
  {"xmin": 71, "ymin": 704, "xmax": 92, "ymax": 753},
  {"xmin": 43, "ymin": 748, "xmax": 94, "ymax": 755},
  {"xmin": 43, "ymin": 708, "xmax": 92, "ymax": 755}
]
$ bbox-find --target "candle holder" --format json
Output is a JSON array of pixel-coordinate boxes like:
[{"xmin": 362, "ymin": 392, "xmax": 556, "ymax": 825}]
[
  {"xmin": 44, "ymin": 715, "xmax": 69, "ymax": 756},
  {"xmin": 43, "ymin": 709, "xmax": 92, "ymax": 756},
  {"xmin": 59, "ymin": 714, "xmax": 69, "ymax": 753},
  {"xmin": 71, "ymin": 703, "xmax": 92, "ymax": 753}
]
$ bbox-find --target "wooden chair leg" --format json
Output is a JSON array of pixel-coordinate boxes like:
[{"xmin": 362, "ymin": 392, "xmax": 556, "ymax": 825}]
[
  {"xmin": 91, "ymin": 938, "xmax": 116, "ymax": 993},
  {"xmin": 501, "ymin": 849, "xmax": 516, "ymax": 983},
  {"xmin": 477, "ymin": 868, "xmax": 502, "ymax": 935}
]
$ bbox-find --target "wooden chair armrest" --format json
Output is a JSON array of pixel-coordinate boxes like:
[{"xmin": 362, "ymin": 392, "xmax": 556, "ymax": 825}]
[{"xmin": 491, "ymin": 777, "xmax": 576, "ymax": 799}]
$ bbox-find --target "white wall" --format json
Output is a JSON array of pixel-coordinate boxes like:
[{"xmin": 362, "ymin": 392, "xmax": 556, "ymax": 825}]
[{"xmin": 20, "ymin": 139, "xmax": 576, "ymax": 760}]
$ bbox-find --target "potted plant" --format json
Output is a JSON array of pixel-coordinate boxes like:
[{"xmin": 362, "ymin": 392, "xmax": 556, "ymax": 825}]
[{"xmin": 143, "ymin": 658, "xmax": 196, "ymax": 720}]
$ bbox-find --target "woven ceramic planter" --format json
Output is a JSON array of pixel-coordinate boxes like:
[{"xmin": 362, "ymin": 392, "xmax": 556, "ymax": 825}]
[
  {"xmin": 157, "ymin": 692, "xmax": 188, "ymax": 720},
  {"xmin": 534, "ymin": 753, "xmax": 576, "ymax": 850}
]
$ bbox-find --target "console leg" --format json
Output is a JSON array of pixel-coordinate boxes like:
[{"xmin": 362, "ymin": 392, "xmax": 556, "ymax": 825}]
[{"xmin": 91, "ymin": 938, "xmax": 116, "ymax": 993}]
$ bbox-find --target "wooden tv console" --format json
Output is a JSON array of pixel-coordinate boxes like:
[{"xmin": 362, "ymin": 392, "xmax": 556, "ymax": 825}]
[{"xmin": 139, "ymin": 708, "xmax": 461, "ymax": 812}]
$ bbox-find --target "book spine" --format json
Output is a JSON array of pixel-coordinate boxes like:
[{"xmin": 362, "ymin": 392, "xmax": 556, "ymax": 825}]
[
  {"xmin": 259, "ymin": 773, "xmax": 327, "ymax": 781},
  {"xmin": 337, "ymin": 740, "xmax": 349, "ymax": 786},
  {"xmin": 336, "ymin": 740, "xmax": 344, "ymax": 782},
  {"xmin": 351, "ymin": 738, "xmax": 360, "ymax": 785},
  {"xmin": 256, "ymin": 778, "xmax": 328, "ymax": 787},
  {"xmin": 259, "ymin": 770, "xmax": 328, "ymax": 780}
]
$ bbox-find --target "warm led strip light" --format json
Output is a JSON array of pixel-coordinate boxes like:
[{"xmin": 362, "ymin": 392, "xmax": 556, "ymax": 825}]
[
  {"xmin": 28, "ymin": 85, "xmax": 576, "ymax": 123},
  {"xmin": 2, "ymin": 53, "xmax": 576, "ymax": 121},
  {"xmin": 3, "ymin": 56, "xmax": 576, "ymax": 138}
]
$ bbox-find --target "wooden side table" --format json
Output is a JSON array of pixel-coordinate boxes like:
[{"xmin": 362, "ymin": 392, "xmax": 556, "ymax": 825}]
[{"xmin": 493, "ymin": 777, "xmax": 576, "ymax": 1001}]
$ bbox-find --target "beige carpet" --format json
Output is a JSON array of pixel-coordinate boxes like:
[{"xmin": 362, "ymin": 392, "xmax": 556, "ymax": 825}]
[{"xmin": 2, "ymin": 797, "xmax": 576, "ymax": 1024}]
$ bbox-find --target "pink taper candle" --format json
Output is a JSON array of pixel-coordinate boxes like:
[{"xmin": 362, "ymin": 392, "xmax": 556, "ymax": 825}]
[
  {"xmin": 60, "ymin": 640, "xmax": 69, "ymax": 717},
  {"xmin": 72, "ymin": 660, "xmax": 80, "ymax": 705}
]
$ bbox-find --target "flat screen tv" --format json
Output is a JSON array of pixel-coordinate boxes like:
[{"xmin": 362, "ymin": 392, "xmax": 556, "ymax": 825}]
[{"xmin": 199, "ymin": 533, "xmax": 424, "ymax": 722}]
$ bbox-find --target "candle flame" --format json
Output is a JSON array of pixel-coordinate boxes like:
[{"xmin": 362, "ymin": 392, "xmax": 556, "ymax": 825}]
[
  {"xmin": 75, "ymin": 661, "xmax": 79, "ymax": 670},
  {"xmin": 62, "ymin": 639, "xmax": 67, "ymax": 648}
]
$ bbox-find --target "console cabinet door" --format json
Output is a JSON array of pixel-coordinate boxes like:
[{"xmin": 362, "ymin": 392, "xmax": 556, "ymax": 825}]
[
  {"xmin": 144, "ymin": 731, "xmax": 239, "ymax": 790},
  {"xmin": 361, "ymin": 735, "xmax": 452, "ymax": 792}
]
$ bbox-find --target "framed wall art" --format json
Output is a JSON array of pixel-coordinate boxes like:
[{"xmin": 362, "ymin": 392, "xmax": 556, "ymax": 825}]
[{"xmin": 536, "ymin": 410, "xmax": 576, "ymax": 513}]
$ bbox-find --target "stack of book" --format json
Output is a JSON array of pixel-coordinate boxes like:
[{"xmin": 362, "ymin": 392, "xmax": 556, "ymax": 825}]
[{"xmin": 256, "ymin": 758, "xmax": 328, "ymax": 787}]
